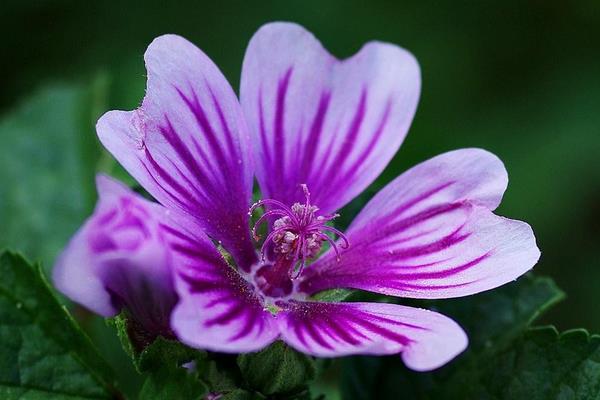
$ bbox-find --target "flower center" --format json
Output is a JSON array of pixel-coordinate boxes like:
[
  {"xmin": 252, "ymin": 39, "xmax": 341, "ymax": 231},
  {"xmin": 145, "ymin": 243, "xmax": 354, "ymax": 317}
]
[{"xmin": 249, "ymin": 184, "xmax": 349, "ymax": 281}]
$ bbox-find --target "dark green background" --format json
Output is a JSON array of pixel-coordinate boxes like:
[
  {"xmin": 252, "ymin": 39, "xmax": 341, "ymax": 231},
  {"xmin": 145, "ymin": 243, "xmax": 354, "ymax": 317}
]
[{"xmin": 1, "ymin": 0, "xmax": 599, "ymax": 351}]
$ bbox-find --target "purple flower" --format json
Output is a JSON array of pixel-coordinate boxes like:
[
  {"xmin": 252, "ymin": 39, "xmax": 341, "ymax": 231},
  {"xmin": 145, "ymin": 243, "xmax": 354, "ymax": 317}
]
[
  {"xmin": 55, "ymin": 22, "xmax": 540, "ymax": 371},
  {"xmin": 53, "ymin": 176, "xmax": 178, "ymax": 337}
]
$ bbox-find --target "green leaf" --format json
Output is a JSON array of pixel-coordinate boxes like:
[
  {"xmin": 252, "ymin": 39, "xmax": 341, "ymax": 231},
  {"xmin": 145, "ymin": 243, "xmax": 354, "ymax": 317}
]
[
  {"xmin": 440, "ymin": 327, "xmax": 600, "ymax": 399},
  {"xmin": 0, "ymin": 251, "xmax": 118, "ymax": 399},
  {"xmin": 341, "ymin": 274, "xmax": 565, "ymax": 400},
  {"xmin": 109, "ymin": 314, "xmax": 207, "ymax": 400},
  {"xmin": 237, "ymin": 341, "xmax": 317, "ymax": 397},
  {"xmin": 0, "ymin": 80, "xmax": 107, "ymax": 272},
  {"xmin": 199, "ymin": 356, "xmax": 242, "ymax": 393},
  {"xmin": 135, "ymin": 338, "xmax": 207, "ymax": 399},
  {"xmin": 311, "ymin": 288, "xmax": 354, "ymax": 302},
  {"xmin": 139, "ymin": 361, "xmax": 206, "ymax": 400},
  {"xmin": 219, "ymin": 389, "xmax": 265, "ymax": 400},
  {"xmin": 428, "ymin": 273, "xmax": 565, "ymax": 353}
]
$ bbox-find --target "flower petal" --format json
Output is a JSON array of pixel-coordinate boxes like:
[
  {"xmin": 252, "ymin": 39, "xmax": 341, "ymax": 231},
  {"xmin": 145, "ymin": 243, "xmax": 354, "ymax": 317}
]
[
  {"xmin": 300, "ymin": 149, "xmax": 540, "ymax": 298},
  {"xmin": 170, "ymin": 223, "xmax": 279, "ymax": 353},
  {"xmin": 241, "ymin": 22, "xmax": 420, "ymax": 213},
  {"xmin": 278, "ymin": 301, "xmax": 467, "ymax": 371},
  {"xmin": 97, "ymin": 34, "xmax": 256, "ymax": 269},
  {"xmin": 53, "ymin": 175, "xmax": 177, "ymax": 335}
]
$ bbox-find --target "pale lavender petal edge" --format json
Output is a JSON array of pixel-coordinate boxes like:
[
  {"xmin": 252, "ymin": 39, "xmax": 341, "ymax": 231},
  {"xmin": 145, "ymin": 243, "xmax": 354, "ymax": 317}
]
[{"xmin": 277, "ymin": 301, "xmax": 467, "ymax": 371}]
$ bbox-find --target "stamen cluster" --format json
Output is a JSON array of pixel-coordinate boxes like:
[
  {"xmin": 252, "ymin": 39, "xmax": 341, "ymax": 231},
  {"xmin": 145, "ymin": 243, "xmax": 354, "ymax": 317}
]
[{"xmin": 250, "ymin": 185, "xmax": 349, "ymax": 278}]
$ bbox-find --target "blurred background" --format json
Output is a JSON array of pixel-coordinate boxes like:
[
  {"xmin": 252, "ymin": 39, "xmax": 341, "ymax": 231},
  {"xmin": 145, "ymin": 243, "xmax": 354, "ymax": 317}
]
[{"xmin": 1, "ymin": 0, "xmax": 598, "ymax": 394}]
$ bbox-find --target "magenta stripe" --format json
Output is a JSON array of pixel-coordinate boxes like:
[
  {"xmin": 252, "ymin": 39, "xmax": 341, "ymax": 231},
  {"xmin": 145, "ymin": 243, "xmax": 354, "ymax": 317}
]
[
  {"xmin": 204, "ymin": 302, "xmax": 246, "ymax": 327},
  {"xmin": 143, "ymin": 148, "xmax": 198, "ymax": 207},
  {"xmin": 313, "ymin": 88, "xmax": 368, "ymax": 196},
  {"xmin": 298, "ymin": 91, "xmax": 331, "ymax": 185},
  {"xmin": 229, "ymin": 311, "xmax": 259, "ymax": 342},
  {"xmin": 334, "ymin": 98, "xmax": 392, "ymax": 190},
  {"xmin": 204, "ymin": 296, "xmax": 230, "ymax": 308},
  {"xmin": 161, "ymin": 116, "xmax": 219, "ymax": 190},
  {"xmin": 358, "ymin": 311, "xmax": 429, "ymax": 331},
  {"xmin": 311, "ymin": 118, "xmax": 343, "ymax": 189},
  {"xmin": 189, "ymin": 135, "xmax": 220, "ymax": 184},
  {"xmin": 141, "ymin": 160, "xmax": 179, "ymax": 203},
  {"xmin": 97, "ymin": 209, "xmax": 118, "ymax": 226},
  {"xmin": 346, "ymin": 314, "xmax": 413, "ymax": 345},
  {"xmin": 179, "ymin": 274, "xmax": 229, "ymax": 294},
  {"xmin": 159, "ymin": 118, "xmax": 211, "ymax": 193},
  {"xmin": 176, "ymin": 87, "xmax": 230, "ymax": 176},
  {"xmin": 383, "ymin": 202, "xmax": 464, "ymax": 237},
  {"xmin": 391, "ymin": 181, "xmax": 456, "ymax": 219},
  {"xmin": 326, "ymin": 318, "xmax": 363, "ymax": 345},
  {"xmin": 164, "ymin": 156, "xmax": 209, "ymax": 203},
  {"xmin": 378, "ymin": 229, "xmax": 470, "ymax": 263},
  {"xmin": 272, "ymin": 68, "xmax": 293, "ymax": 194},
  {"xmin": 294, "ymin": 322, "xmax": 310, "ymax": 349},
  {"xmin": 257, "ymin": 89, "xmax": 273, "ymax": 195},
  {"xmin": 304, "ymin": 321, "xmax": 334, "ymax": 350},
  {"xmin": 159, "ymin": 224, "xmax": 196, "ymax": 244},
  {"xmin": 206, "ymin": 80, "xmax": 237, "ymax": 157},
  {"xmin": 377, "ymin": 228, "xmax": 439, "ymax": 249},
  {"xmin": 392, "ymin": 279, "xmax": 476, "ymax": 291},
  {"xmin": 170, "ymin": 243, "xmax": 223, "ymax": 266},
  {"xmin": 392, "ymin": 252, "xmax": 491, "ymax": 281},
  {"xmin": 300, "ymin": 271, "xmax": 477, "ymax": 295}
]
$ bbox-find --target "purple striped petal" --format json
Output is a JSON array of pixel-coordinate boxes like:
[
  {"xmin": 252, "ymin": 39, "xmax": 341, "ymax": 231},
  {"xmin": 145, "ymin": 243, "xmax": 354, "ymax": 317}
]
[
  {"xmin": 300, "ymin": 149, "xmax": 540, "ymax": 298},
  {"xmin": 169, "ymin": 223, "xmax": 279, "ymax": 353},
  {"xmin": 241, "ymin": 22, "xmax": 420, "ymax": 214},
  {"xmin": 97, "ymin": 34, "xmax": 256, "ymax": 270},
  {"xmin": 278, "ymin": 301, "xmax": 467, "ymax": 371},
  {"xmin": 53, "ymin": 175, "xmax": 177, "ymax": 335}
]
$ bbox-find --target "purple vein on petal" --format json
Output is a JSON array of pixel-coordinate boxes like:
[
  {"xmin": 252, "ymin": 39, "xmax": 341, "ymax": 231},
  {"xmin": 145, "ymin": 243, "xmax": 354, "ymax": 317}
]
[
  {"xmin": 335, "ymin": 97, "xmax": 392, "ymax": 188},
  {"xmin": 297, "ymin": 91, "xmax": 331, "ymax": 185},
  {"xmin": 229, "ymin": 311, "xmax": 261, "ymax": 342},
  {"xmin": 142, "ymin": 148, "xmax": 198, "ymax": 208},
  {"xmin": 313, "ymin": 87, "xmax": 368, "ymax": 199},
  {"xmin": 175, "ymin": 86, "xmax": 231, "ymax": 177},
  {"xmin": 305, "ymin": 320, "xmax": 335, "ymax": 350},
  {"xmin": 273, "ymin": 67, "xmax": 293, "ymax": 194},
  {"xmin": 205, "ymin": 79, "xmax": 238, "ymax": 158},
  {"xmin": 204, "ymin": 302, "xmax": 246, "ymax": 327},
  {"xmin": 258, "ymin": 88, "xmax": 273, "ymax": 194}
]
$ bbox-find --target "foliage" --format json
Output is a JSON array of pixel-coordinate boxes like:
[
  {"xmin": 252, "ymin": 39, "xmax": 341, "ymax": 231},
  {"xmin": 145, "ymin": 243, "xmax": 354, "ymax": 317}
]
[
  {"xmin": 0, "ymin": 80, "xmax": 106, "ymax": 273},
  {"xmin": 0, "ymin": 251, "xmax": 118, "ymax": 399}
]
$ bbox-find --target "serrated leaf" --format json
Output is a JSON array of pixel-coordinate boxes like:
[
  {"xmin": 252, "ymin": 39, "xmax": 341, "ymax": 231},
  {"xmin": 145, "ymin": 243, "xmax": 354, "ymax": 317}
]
[
  {"xmin": 440, "ymin": 327, "xmax": 600, "ymax": 399},
  {"xmin": 0, "ymin": 251, "xmax": 118, "ymax": 399},
  {"xmin": 341, "ymin": 274, "xmax": 565, "ymax": 400},
  {"xmin": 0, "ymin": 80, "xmax": 106, "ymax": 272},
  {"xmin": 237, "ymin": 341, "xmax": 316, "ymax": 397},
  {"xmin": 428, "ymin": 273, "xmax": 565, "ymax": 353}
]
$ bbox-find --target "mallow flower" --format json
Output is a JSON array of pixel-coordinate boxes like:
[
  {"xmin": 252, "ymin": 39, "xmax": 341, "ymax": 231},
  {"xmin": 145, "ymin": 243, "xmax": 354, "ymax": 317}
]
[{"xmin": 54, "ymin": 22, "xmax": 540, "ymax": 371}]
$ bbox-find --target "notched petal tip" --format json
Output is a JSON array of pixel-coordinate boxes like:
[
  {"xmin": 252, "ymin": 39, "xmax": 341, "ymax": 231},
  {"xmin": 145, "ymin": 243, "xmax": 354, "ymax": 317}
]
[{"xmin": 242, "ymin": 21, "xmax": 423, "ymax": 215}]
